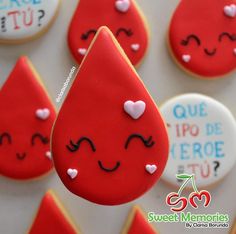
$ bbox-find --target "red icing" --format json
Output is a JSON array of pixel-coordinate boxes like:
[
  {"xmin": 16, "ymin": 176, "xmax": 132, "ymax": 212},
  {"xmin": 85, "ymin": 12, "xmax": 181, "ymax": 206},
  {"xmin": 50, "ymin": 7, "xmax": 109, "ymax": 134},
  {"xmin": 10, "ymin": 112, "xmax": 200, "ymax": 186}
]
[
  {"xmin": 68, "ymin": 0, "xmax": 149, "ymax": 67},
  {"xmin": 0, "ymin": 57, "xmax": 56, "ymax": 180},
  {"xmin": 127, "ymin": 207, "xmax": 157, "ymax": 234},
  {"xmin": 29, "ymin": 191, "xmax": 78, "ymax": 234},
  {"xmin": 169, "ymin": 0, "xmax": 236, "ymax": 78},
  {"xmin": 52, "ymin": 27, "xmax": 169, "ymax": 205}
]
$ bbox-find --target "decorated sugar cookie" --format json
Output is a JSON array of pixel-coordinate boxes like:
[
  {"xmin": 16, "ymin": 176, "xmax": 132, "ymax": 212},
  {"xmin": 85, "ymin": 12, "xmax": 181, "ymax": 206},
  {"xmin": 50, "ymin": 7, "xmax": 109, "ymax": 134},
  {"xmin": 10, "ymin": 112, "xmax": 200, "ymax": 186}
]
[
  {"xmin": 0, "ymin": 0, "xmax": 60, "ymax": 43},
  {"xmin": 52, "ymin": 27, "xmax": 169, "ymax": 205},
  {"xmin": 0, "ymin": 57, "xmax": 56, "ymax": 180},
  {"xmin": 161, "ymin": 94, "xmax": 236, "ymax": 188},
  {"xmin": 168, "ymin": 0, "xmax": 236, "ymax": 78},
  {"xmin": 67, "ymin": 0, "xmax": 149, "ymax": 67},
  {"xmin": 28, "ymin": 190, "xmax": 80, "ymax": 234},
  {"xmin": 230, "ymin": 218, "xmax": 236, "ymax": 234},
  {"xmin": 121, "ymin": 206, "xmax": 158, "ymax": 234}
]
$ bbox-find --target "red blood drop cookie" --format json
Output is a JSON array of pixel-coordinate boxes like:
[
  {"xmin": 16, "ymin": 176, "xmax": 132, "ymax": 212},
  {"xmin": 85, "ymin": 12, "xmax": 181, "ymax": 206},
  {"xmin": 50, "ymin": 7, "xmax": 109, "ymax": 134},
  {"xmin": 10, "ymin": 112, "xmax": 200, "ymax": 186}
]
[
  {"xmin": 52, "ymin": 27, "xmax": 169, "ymax": 205},
  {"xmin": 0, "ymin": 57, "xmax": 56, "ymax": 180},
  {"xmin": 68, "ymin": 0, "xmax": 149, "ymax": 67},
  {"xmin": 121, "ymin": 206, "xmax": 158, "ymax": 234},
  {"xmin": 28, "ymin": 190, "xmax": 80, "ymax": 234},
  {"xmin": 169, "ymin": 0, "xmax": 236, "ymax": 78}
]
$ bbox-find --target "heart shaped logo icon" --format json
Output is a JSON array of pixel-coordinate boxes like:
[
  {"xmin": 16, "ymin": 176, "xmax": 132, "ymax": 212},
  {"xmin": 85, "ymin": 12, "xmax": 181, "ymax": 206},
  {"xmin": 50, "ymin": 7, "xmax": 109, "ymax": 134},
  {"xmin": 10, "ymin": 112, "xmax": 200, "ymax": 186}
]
[
  {"xmin": 224, "ymin": 4, "xmax": 236, "ymax": 18},
  {"xmin": 67, "ymin": 168, "xmax": 78, "ymax": 179},
  {"xmin": 124, "ymin": 100, "xmax": 146, "ymax": 119},
  {"xmin": 131, "ymin": 43, "xmax": 140, "ymax": 52},
  {"xmin": 78, "ymin": 48, "xmax": 87, "ymax": 56},
  {"xmin": 189, "ymin": 190, "xmax": 211, "ymax": 209},
  {"xmin": 36, "ymin": 108, "xmax": 50, "ymax": 120},
  {"xmin": 182, "ymin": 54, "xmax": 191, "ymax": 63},
  {"xmin": 145, "ymin": 164, "xmax": 157, "ymax": 174},
  {"xmin": 115, "ymin": 0, "xmax": 130, "ymax": 13}
]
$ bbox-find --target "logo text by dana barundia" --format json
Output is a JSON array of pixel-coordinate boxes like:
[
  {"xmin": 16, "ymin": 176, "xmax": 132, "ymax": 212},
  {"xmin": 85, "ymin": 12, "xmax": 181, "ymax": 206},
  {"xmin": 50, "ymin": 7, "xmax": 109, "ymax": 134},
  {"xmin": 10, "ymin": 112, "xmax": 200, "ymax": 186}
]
[{"xmin": 148, "ymin": 212, "xmax": 229, "ymax": 229}]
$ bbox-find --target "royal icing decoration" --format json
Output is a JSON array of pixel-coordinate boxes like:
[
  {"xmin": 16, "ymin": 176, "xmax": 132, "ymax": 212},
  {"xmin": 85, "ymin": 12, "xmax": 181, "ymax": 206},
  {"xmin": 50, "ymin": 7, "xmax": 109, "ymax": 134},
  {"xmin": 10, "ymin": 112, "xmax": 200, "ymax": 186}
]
[
  {"xmin": 78, "ymin": 48, "xmax": 87, "ymax": 56},
  {"xmin": 67, "ymin": 168, "xmax": 78, "ymax": 179},
  {"xmin": 182, "ymin": 54, "xmax": 191, "ymax": 63},
  {"xmin": 45, "ymin": 151, "xmax": 52, "ymax": 160},
  {"xmin": 115, "ymin": 0, "xmax": 131, "ymax": 13},
  {"xmin": 36, "ymin": 108, "xmax": 50, "ymax": 120},
  {"xmin": 0, "ymin": 57, "xmax": 56, "ymax": 180},
  {"xmin": 131, "ymin": 43, "xmax": 140, "ymax": 52},
  {"xmin": 224, "ymin": 4, "xmax": 236, "ymax": 18},
  {"xmin": 124, "ymin": 100, "xmax": 146, "ymax": 120},
  {"xmin": 67, "ymin": 0, "xmax": 149, "ymax": 67},
  {"xmin": 0, "ymin": 0, "xmax": 60, "ymax": 43},
  {"xmin": 145, "ymin": 164, "xmax": 157, "ymax": 174},
  {"xmin": 122, "ymin": 206, "xmax": 158, "ymax": 234},
  {"xmin": 52, "ymin": 27, "xmax": 169, "ymax": 205},
  {"xmin": 169, "ymin": 0, "xmax": 236, "ymax": 78},
  {"xmin": 28, "ymin": 191, "xmax": 80, "ymax": 234},
  {"xmin": 161, "ymin": 94, "xmax": 236, "ymax": 188}
]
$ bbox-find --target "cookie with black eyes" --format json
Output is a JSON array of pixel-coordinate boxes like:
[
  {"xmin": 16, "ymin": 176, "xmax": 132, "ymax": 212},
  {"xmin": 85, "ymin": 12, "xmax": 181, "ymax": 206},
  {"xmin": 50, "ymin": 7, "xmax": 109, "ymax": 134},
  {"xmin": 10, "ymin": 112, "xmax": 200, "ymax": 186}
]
[
  {"xmin": 0, "ymin": 56, "xmax": 56, "ymax": 180},
  {"xmin": 168, "ymin": 0, "xmax": 236, "ymax": 78},
  {"xmin": 67, "ymin": 0, "xmax": 149, "ymax": 67},
  {"xmin": 52, "ymin": 27, "xmax": 169, "ymax": 205}
]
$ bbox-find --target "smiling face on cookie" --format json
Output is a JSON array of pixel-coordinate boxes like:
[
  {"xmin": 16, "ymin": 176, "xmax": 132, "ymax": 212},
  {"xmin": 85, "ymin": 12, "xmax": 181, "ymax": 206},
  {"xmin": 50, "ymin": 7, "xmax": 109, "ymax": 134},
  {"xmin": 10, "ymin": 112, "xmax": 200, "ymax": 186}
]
[
  {"xmin": 53, "ymin": 27, "xmax": 168, "ymax": 205},
  {"xmin": 68, "ymin": 0, "xmax": 149, "ymax": 67},
  {"xmin": 0, "ymin": 57, "xmax": 56, "ymax": 180},
  {"xmin": 169, "ymin": 0, "xmax": 236, "ymax": 77}
]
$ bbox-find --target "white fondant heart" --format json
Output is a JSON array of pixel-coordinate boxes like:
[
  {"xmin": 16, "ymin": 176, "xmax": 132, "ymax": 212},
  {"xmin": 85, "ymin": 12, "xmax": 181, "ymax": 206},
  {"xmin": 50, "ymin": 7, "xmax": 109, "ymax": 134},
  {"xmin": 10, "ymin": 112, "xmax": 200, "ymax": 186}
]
[
  {"xmin": 36, "ymin": 108, "xmax": 50, "ymax": 120},
  {"xmin": 233, "ymin": 48, "xmax": 236, "ymax": 55},
  {"xmin": 224, "ymin": 4, "xmax": 236, "ymax": 18},
  {"xmin": 67, "ymin": 169, "xmax": 78, "ymax": 179},
  {"xmin": 131, "ymin": 43, "xmax": 140, "ymax": 51},
  {"xmin": 115, "ymin": 0, "xmax": 130, "ymax": 13},
  {"xmin": 45, "ymin": 151, "xmax": 52, "ymax": 160},
  {"xmin": 182, "ymin": 54, "xmax": 191, "ymax": 63},
  {"xmin": 146, "ymin": 164, "xmax": 157, "ymax": 174},
  {"xmin": 78, "ymin": 48, "xmax": 87, "ymax": 56},
  {"xmin": 124, "ymin": 100, "xmax": 146, "ymax": 120}
]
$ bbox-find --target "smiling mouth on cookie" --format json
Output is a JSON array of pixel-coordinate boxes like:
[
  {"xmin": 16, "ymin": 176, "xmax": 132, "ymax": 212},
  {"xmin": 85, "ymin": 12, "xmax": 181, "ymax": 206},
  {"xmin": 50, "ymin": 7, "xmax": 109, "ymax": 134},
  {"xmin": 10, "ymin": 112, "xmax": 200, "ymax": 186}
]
[
  {"xmin": 98, "ymin": 160, "xmax": 121, "ymax": 172},
  {"xmin": 16, "ymin": 152, "xmax": 27, "ymax": 160},
  {"xmin": 204, "ymin": 48, "xmax": 217, "ymax": 56}
]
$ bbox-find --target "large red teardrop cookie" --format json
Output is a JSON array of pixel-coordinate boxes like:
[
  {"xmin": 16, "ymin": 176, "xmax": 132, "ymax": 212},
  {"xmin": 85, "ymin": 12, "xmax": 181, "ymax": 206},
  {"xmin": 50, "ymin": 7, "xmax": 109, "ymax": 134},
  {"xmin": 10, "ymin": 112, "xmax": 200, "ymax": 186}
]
[
  {"xmin": 68, "ymin": 0, "xmax": 149, "ymax": 67},
  {"xmin": 0, "ymin": 57, "xmax": 56, "ymax": 180},
  {"xmin": 52, "ymin": 27, "xmax": 169, "ymax": 205},
  {"xmin": 169, "ymin": 0, "xmax": 236, "ymax": 78}
]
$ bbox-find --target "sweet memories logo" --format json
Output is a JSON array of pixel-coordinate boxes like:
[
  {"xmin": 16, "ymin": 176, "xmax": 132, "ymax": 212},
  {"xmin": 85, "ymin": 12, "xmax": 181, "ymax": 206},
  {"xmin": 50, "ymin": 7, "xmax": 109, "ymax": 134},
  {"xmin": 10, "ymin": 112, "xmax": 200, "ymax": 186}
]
[{"xmin": 148, "ymin": 174, "xmax": 229, "ymax": 229}]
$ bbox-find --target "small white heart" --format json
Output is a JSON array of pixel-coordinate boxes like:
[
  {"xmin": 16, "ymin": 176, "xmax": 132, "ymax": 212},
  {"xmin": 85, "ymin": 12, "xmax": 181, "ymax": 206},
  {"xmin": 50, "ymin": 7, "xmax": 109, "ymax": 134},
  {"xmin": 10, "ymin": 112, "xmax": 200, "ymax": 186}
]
[
  {"xmin": 115, "ymin": 0, "xmax": 130, "ymax": 13},
  {"xmin": 78, "ymin": 48, "xmax": 87, "ymax": 56},
  {"xmin": 224, "ymin": 4, "xmax": 236, "ymax": 18},
  {"xmin": 182, "ymin": 54, "xmax": 191, "ymax": 63},
  {"xmin": 36, "ymin": 108, "xmax": 50, "ymax": 120},
  {"xmin": 124, "ymin": 100, "xmax": 146, "ymax": 120},
  {"xmin": 233, "ymin": 48, "xmax": 236, "ymax": 55},
  {"xmin": 45, "ymin": 151, "xmax": 52, "ymax": 160},
  {"xmin": 146, "ymin": 164, "xmax": 157, "ymax": 174},
  {"xmin": 67, "ymin": 169, "xmax": 78, "ymax": 179},
  {"xmin": 131, "ymin": 43, "xmax": 140, "ymax": 52}
]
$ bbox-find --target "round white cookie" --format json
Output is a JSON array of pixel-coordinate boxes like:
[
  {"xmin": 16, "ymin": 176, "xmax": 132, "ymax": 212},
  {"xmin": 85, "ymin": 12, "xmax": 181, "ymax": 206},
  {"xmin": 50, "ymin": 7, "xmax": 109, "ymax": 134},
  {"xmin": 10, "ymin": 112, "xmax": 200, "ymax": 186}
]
[
  {"xmin": 161, "ymin": 93, "xmax": 236, "ymax": 188},
  {"xmin": 0, "ymin": 0, "xmax": 60, "ymax": 42}
]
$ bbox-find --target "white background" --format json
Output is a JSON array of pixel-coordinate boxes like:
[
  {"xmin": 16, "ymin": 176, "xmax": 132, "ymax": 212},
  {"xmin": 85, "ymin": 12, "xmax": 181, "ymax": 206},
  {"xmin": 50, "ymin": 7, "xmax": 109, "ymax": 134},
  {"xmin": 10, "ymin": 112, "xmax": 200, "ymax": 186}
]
[{"xmin": 0, "ymin": 0, "xmax": 235, "ymax": 233}]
